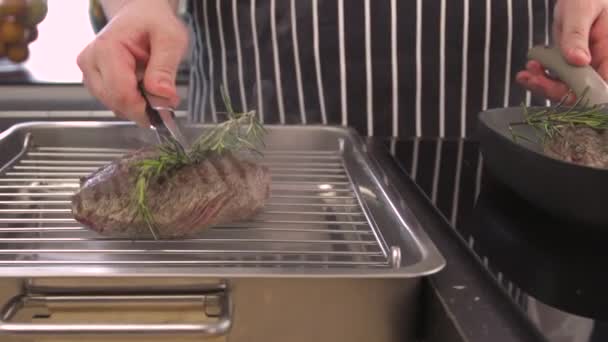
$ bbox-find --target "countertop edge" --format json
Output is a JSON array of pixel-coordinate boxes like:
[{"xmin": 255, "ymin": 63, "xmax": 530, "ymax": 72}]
[
  {"xmin": 0, "ymin": 84, "xmax": 189, "ymax": 111},
  {"xmin": 366, "ymin": 138, "xmax": 550, "ymax": 342}
]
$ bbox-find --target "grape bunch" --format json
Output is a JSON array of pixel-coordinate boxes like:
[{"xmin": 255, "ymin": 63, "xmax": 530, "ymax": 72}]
[{"xmin": 0, "ymin": 0, "xmax": 47, "ymax": 64}]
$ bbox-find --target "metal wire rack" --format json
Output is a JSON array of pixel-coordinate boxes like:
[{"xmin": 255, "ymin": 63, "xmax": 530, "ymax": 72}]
[{"xmin": 0, "ymin": 140, "xmax": 393, "ymax": 268}]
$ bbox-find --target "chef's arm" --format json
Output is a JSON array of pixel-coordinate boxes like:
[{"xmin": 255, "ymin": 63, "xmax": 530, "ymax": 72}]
[{"xmin": 99, "ymin": 0, "xmax": 180, "ymax": 19}]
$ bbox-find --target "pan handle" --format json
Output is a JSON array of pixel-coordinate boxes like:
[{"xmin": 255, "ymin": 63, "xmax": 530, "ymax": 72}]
[
  {"xmin": 0, "ymin": 290, "xmax": 232, "ymax": 337},
  {"xmin": 528, "ymin": 45, "xmax": 608, "ymax": 106}
]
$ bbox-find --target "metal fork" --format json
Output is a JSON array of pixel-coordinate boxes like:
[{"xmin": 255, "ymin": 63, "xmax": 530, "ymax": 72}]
[{"xmin": 137, "ymin": 81, "xmax": 190, "ymax": 151}]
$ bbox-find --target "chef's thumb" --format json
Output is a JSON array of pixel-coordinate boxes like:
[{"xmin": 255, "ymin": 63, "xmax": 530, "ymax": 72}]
[
  {"xmin": 143, "ymin": 28, "xmax": 188, "ymax": 106},
  {"xmin": 559, "ymin": 5, "xmax": 593, "ymax": 66}
]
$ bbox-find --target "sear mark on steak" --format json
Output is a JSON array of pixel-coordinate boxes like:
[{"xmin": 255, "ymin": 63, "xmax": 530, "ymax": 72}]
[
  {"xmin": 71, "ymin": 148, "xmax": 271, "ymax": 239},
  {"xmin": 543, "ymin": 126, "xmax": 608, "ymax": 169}
]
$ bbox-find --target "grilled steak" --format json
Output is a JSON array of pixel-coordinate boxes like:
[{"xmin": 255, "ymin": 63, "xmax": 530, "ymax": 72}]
[
  {"xmin": 543, "ymin": 126, "xmax": 608, "ymax": 169},
  {"xmin": 71, "ymin": 148, "xmax": 271, "ymax": 239}
]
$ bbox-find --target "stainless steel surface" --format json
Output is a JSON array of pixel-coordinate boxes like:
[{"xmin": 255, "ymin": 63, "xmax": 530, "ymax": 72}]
[
  {"xmin": 0, "ymin": 121, "xmax": 444, "ymax": 278},
  {"xmin": 0, "ymin": 121, "xmax": 446, "ymax": 341},
  {"xmin": 0, "ymin": 284, "xmax": 232, "ymax": 336},
  {"xmin": 0, "ymin": 277, "xmax": 425, "ymax": 342},
  {"xmin": 0, "ymin": 85, "xmax": 189, "ymax": 111}
]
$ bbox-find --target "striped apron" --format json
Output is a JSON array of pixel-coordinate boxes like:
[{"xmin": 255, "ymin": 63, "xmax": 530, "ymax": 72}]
[
  {"xmin": 185, "ymin": 0, "xmax": 556, "ymax": 138},
  {"xmin": 185, "ymin": 2, "xmax": 595, "ymax": 337}
]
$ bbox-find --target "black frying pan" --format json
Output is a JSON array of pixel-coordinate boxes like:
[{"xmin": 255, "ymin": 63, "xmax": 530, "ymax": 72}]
[{"xmin": 477, "ymin": 45, "xmax": 608, "ymax": 228}]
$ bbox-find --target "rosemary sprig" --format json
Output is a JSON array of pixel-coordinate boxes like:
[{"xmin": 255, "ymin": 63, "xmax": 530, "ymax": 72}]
[
  {"xmin": 509, "ymin": 87, "xmax": 608, "ymax": 144},
  {"xmin": 131, "ymin": 86, "xmax": 265, "ymax": 239},
  {"xmin": 190, "ymin": 86, "xmax": 266, "ymax": 158},
  {"xmin": 133, "ymin": 138, "xmax": 191, "ymax": 239}
]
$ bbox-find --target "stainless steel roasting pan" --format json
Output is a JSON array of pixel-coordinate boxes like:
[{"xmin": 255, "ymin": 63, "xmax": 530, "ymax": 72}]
[{"xmin": 0, "ymin": 121, "xmax": 445, "ymax": 342}]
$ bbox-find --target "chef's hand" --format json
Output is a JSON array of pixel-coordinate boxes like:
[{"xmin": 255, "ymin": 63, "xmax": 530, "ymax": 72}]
[
  {"xmin": 516, "ymin": 0, "xmax": 608, "ymax": 105},
  {"xmin": 77, "ymin": 0, "xmax": 189, "ymax": 127}
]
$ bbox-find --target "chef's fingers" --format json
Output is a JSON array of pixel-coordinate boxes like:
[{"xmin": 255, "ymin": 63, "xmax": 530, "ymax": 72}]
[
  {"xmin": 552, "ymin": 13, "xmax": 562, "ymax": 52},
  {"xmin": 522, "ymin": 60, "xmax": 560, "ymax": 83},
  {"xmin": 596, "ymin": 61, "xmax": 608, "ymax": 82},
  {"xmin": 143, "ymin": 21, "xmax": 189, "ymax": 108},
  {"xmin": 591, "ymin": 40, "xmax": 608, "ymax": 80},
  {"xmin": 531, "ymin": 76, "xmax": 575, "ymax": 104},
  {"xmin": 516, "ymin": 71, "xmax": 575, "ymax": 105},
  {"xmin": 95, "ymin": 44, "xmax": 149, "ymax": 127},
  {"xmin": 78, "ymin": 47, "xmax": 117, "ymax": 116},
  {"xmin": 82, "ymin": 67, "xmax": 119, "ymax": 119},
  {"xmin": 79, "ymin": 47, "xmax": 149, "ymax": 127},
  {"xmin": 82, "ymin": 74, "xmax": 103, "ymax": 108},
  {"xmin": 77, "ymin": 45, "xmax": 99, "ymax": 97},
  {"xmin": 515, "ymin": 71, "xmax": 538, "ymax": 93},
  {"xmin": 589, "ymin": 12, "xmax": 608, "ymax": 80},
  {"xmin": 525, "ymin": 60, "xmax": 547, "ymax": 76},
  {"xmin": 556, "ymin": 0, "xmax": 597, "ymax": 66}
]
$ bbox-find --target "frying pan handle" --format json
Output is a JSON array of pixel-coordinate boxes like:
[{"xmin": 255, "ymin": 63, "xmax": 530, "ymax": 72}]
[{"xmin": 528, "ymin": 45, "xmax": 608, "ymax": 106}]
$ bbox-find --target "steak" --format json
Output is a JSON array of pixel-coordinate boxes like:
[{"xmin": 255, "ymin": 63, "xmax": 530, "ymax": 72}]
[
  {"xmin": 543, "ymin": 126, "xmax": 608, "ymax": 169},
  {"xmin": 71, "ymin": 148, "xmax": 271, "ymax": 239}
]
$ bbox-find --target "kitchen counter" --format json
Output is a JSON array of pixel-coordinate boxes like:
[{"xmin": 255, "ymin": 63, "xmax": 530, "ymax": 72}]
[
  {"xmin": 365, "ymin": 138, "xmax": 546, "ymax": 342},
  {"xmin": 0, "ymin": 83, "xmax": 189, "ymax": 113},
  {"xmin": 374, "ymin": 137, "xmax": 608, "ymax": 342}
]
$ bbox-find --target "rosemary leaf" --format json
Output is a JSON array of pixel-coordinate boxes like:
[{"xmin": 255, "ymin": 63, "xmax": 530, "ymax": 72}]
[{"xmin": 510, "ymin": 87, "xmax": 608, "ymax": 144}]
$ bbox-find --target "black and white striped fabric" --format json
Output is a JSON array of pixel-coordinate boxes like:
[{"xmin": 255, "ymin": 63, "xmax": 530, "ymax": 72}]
[{"xmin": 185, "ymin": 0, "xmax": 555, "ymax": 138}]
